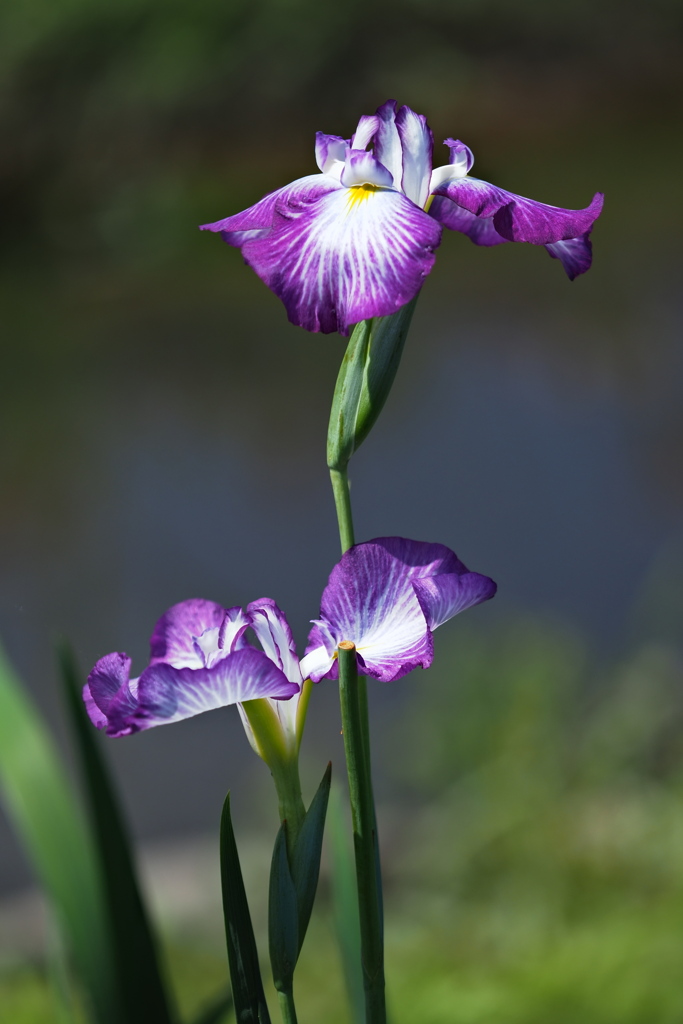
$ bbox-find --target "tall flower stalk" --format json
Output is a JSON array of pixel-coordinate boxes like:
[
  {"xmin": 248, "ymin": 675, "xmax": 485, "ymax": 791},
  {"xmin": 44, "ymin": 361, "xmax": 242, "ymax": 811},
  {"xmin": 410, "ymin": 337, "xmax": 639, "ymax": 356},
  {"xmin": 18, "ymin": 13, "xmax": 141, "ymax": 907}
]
[{"xmin": 325, "ymin": 307, "xmax": 416, "ymax": 1023}]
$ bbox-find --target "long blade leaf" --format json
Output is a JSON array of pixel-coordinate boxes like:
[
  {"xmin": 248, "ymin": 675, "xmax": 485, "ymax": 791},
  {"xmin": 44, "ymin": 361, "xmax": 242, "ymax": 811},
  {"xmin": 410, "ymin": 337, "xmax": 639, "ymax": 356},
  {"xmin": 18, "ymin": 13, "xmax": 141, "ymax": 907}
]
[
  {"xmin": 0, "ymin": 642, "xmax": 120, "ymax": 1024},
  {"xmin": 220, "ymin": 794, "xmax": 271, "ymax": 1024},
  {"xmin": 290, "ymin": 762, "xmax": 331, "ymax": 952},
  {"xmin": 59, "ymin": 642, "xmax": 176, "ymax": 1024},
  {"xmin": 268, "ymin": 824, "xmax": 298, "ymax": 992}
]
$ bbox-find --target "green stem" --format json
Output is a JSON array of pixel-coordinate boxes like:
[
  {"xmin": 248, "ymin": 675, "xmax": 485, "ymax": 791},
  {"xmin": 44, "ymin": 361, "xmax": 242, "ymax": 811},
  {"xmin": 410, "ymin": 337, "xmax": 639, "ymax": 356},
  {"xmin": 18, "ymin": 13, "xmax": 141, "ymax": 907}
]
[
  {"xmin": 330, "ymin": 467, "xmax": 355, "ymax": 553},
  {"xmin": 338, "ymin": 643, "xmax": 386, "ymax": 1024},
  {"xmin": 241, "ymin": 699, "xmax": 306, "ymax": 855},
  {"xmin": 278, "ymin": 988, "xmax": 299, "ymax": 1024}
]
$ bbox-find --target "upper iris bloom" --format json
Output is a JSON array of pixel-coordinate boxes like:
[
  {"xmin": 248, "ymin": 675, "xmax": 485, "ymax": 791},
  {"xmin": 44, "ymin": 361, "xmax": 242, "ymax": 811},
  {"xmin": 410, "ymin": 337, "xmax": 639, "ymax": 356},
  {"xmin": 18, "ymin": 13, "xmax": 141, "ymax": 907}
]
[
  {"xmin": 300, "ymin": 537, "xmax": 496, "ymax": 683},
  {"xmin": 85, "ymin": 597, "xmax": 301, "ymax": 740},
  {"xmin": 201, "ymin": 99, "xmax": 603, "ymax": 335}
]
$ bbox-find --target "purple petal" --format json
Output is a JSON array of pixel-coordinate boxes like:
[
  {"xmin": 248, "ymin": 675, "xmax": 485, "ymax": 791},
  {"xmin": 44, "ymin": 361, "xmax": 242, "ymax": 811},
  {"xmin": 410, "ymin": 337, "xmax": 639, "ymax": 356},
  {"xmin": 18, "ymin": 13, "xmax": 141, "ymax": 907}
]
[
  {"xmin": 84, "ymin": 652, "xmax": 141, "ymax": 737},
  {"xmin": 374, "ymin": 99, "xmax": 403, "ymax": 189},
  {"xmin": 248, "ymin": 598, "xmax": 302, "ymax": 684},
  {"xmin": 350, "ymin": 115, "xmax": 379, "ymax": 151},
  {"xmin": 95, "ymin": 648, "xmax": 298, "ymax": 736},
  {"xmin": 428, "ymin": 196, "xmax": 508, "ymax": 246},
  {"xmin": 149, "ymin": 599, "xmax": 247, "ymax": 670},
  {"xmin": 310, "ymin": 538, "xmax": 467, "ymax": 682},
  {"xmin": 200, "ymin": 175, "xmax": 337, "ymax": 246},
  {"xmin": 412, "ymin": 571, "xmax": 497, "ymax": 630},
  {"xmin": 432, "ymin": 176, "xmax": 604, "ymax": 245},
  {"xmin": 340, "ymin": 150, "xmax": 393, "ymax": 189},
  {"xmin": 305, "ymin": 537, "xmax": 496, "ymax": 683},
  {"xmin": 443, "ymin": 138, "xmax": 474, "ymax": 174},
  {"xmin": 315, "ymin": 133, "xmax": 347, "ymax": 175},
  {"xmin": 544, "ymin": 230, "xmax": 594, "ymax": 280},
  {"xmin": 237, "ymin": 181, "xmax": 442, "ymax": 334},
  {"xmin": 396, "ymin": 105, "xmax": 433, "ymax": 207}
]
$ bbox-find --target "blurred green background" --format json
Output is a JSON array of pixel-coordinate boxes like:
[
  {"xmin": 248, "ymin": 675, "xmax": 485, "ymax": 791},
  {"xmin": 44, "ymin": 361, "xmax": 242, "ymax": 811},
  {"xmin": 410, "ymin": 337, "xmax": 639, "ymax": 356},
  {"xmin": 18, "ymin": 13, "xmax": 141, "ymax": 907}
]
[{"xmin": 1, "ymin": 0, "xmax": 683, "ymax": 1020}]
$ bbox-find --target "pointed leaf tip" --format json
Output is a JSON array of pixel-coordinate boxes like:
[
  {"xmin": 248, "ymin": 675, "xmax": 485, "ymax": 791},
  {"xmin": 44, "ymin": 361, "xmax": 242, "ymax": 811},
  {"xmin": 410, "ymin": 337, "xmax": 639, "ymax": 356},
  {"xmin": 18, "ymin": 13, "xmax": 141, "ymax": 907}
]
[{"xmin": 220, "ymin": 794, "xmax": 271, "ymax": 1024}]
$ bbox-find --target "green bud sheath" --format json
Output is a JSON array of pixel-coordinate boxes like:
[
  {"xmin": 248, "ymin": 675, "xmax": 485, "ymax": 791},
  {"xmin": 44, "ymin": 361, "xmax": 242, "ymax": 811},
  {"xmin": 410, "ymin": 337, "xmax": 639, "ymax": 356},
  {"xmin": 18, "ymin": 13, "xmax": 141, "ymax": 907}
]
[{"xmin": 327, "ymin": 296, "xmax": 419, "ymax": 473}]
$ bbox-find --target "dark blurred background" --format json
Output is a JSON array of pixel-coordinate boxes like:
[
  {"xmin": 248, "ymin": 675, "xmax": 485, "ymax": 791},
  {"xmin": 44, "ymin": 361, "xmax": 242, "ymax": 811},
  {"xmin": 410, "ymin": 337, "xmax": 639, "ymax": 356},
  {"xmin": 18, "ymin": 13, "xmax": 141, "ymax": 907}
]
[{"xmin": 2, "ymin": 1, "xmax": 683, "ymax": 1020}]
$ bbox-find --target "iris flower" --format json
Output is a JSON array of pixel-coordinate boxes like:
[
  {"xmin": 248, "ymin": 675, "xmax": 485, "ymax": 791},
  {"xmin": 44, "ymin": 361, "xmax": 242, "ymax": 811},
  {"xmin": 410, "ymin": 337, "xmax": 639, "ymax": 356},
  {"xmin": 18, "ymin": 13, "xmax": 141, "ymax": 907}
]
[
  {"xmin": 201, "ymin": 99, "xmax": 604, "ymax": 335},
  {"xmin": 85, "ymin": 538, "xmax": 495, "ymax": 739},
  {"xmin": 84, "ymin": 598, "xmax": 301, "ymax": 741},
  {"xmin": 300, "ymin": 537, "xmax": 496, "ymax": 682}
]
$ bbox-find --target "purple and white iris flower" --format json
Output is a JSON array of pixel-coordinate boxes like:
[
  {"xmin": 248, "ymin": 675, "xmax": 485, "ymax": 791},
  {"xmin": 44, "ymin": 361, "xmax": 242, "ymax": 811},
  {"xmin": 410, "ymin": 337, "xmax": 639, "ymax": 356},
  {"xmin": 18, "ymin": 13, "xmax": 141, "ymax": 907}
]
[
  {"xmin": 85, "ymin": 538, "xmax": 495, "ymax": 740},
  {"xmin": 300, "ymin": 537, "xmax": 496, "ymax": 684},
  {"xmin": 201, "ymin": 99, "xmax": 604, "ymax": 335},
  {"xmin": 84, "ymin": 597, "xmax": 302, "ymax": 744}
]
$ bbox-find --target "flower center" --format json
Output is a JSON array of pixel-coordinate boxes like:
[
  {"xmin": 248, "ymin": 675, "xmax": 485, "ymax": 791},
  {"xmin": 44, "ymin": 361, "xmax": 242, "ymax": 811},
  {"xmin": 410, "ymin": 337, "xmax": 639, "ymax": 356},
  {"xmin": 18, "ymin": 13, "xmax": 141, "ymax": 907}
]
[{"xmin": 346, "ymin": 183, "xmax": 379, "ymax": 210}]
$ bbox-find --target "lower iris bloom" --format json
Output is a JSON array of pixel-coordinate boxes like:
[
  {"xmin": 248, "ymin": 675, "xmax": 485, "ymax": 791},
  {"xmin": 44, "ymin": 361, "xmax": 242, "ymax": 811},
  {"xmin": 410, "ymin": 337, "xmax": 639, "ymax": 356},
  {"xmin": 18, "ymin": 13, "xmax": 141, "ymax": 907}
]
[
  {"xmin": 201, "ymin": 99, "xmax": 603, "ymax": 334},
  {"xmin": 85, "ymin": 539, "xmax": 495, "ymax": 737},
  {"xmin": 84, "ymin": 598, "xmax": 301, "ymax": 738}
]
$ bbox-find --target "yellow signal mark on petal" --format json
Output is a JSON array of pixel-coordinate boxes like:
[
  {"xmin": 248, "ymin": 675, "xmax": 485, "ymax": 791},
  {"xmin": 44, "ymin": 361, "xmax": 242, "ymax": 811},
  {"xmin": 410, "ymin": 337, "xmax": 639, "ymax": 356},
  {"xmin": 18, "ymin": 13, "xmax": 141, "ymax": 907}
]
[{"xmin": 345, "ymin": 183, "xmax": 380, "ymax": 212}]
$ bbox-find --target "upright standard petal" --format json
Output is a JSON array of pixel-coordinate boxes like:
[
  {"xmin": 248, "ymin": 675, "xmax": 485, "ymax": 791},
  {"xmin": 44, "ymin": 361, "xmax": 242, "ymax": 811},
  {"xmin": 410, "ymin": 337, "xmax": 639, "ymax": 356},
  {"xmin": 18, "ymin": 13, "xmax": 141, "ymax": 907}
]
[
  {"xmin": 432, "ymin": 176, "xmax": 604, "ymax": 245},
  {"xmin": 373, "ymin": 100, "xmax": 403, "ymax": 189},
  {"xmin": 396, "ymin": 104, "xmax": 433, "ymax": 208},
  {"xmin": 86, "ymin": 647, "xmax": 298, "ymax": 737},
  {"xmin": 304, "ymin": 537, "xmax": 494, "ymax": 683},
  {"xmin": 238, "ymin": 181, "xmax": 442, "ymax": 334},
  {"xmin": 315, "ymin": 133, "xmax": 348, "ymax": 175},
  {"xmin": 350, "ymin": 115, "xmax": 379, "ymax": 152},
  {"xmin": 248, "ymin": 598, "xmax": 302, "ymax": 685}
]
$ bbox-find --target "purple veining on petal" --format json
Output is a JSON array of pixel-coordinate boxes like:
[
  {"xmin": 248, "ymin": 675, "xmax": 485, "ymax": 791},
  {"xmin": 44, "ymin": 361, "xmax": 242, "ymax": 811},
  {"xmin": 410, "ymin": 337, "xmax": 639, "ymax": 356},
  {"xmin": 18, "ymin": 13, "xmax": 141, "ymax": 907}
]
[
  {"xmin": 200, "ymin": 175, "xmax": 339, "ymax": 246},
  {"xmin": 315, "ymin": 133, "xmax": 348, "ymax": 174},
  {"xmin": 428, "ymin": 196, "xmax": 508, "ymax": 246},
  {"xmin": 412, "ymin": 571, "xmax": 497, "ymax": 630},
  {"xmin": 396, "ymin": 105, "xmax": 433, "ymax": 208},
  {"xmin": 304, "ymin": 537, "xmax": 496, "ymax": 683},
  {"xmin": 544, "ymin": 230, "xmax": 594, "ymax": 280},
  {"xmin": 84, "ymin": 652, "xmax": 141, "ymax": 737},
  {"xmin": 433, "ymin": 177, "xmax": 604, "ymax": 245},
  {"xmin": 340, "ymin": 150, "xmax": 394, "ymax": 189},
  {"xmin": 86, "ymin": 646, "xmax": 298, "ymax": 737},
  {"xmin": 350, "ymin": 115, "xmax": 379, "ymax": 152},
  {"xmin": 238, "ymin": 182, "xmax": 442, "ymax": 334},
  {"xmin": 150, "ymin": 599, "xmax": 227, "ymax": 669},
  {"xmin": 373, "ymin": 99, "xmax": 403, "ymax": 190},
  {"xmin": 248, "ymin": 597, "xmax": 302, "ymax": 684}
]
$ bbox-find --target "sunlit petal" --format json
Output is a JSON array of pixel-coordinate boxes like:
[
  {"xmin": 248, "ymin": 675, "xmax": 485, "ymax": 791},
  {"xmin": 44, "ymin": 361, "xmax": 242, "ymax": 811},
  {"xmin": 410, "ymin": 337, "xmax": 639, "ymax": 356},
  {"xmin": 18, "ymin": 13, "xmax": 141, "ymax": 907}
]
[
  {"xmin": 433, "ymin": 177, "xmax": 604, "ymax": 245},
  {"xmin": 396, "ymin": 105, "xmax": 433, "ymax": 208},
  {"xmin": 248, "ymin": 597, "xmax": 302, "ymax": 685},
  {"xmin": 238, "ymin": 183, "xmax": 442, "ymax": 334}
]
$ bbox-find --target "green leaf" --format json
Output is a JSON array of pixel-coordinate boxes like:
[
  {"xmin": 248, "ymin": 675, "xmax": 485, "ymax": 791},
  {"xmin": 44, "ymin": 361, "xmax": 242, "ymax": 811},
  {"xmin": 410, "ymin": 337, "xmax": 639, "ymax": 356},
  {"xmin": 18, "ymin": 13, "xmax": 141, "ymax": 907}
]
[
  {"xmin": 0, "ymin": 642, "xmax": 120, "ymax": 1024},
  {"xmin": 267, "ymin": 825, "xmax": 299, "ymax": 993},
  {"xmin": 220, "ymin": 794, "xmax": 271, "ymax": 1024},
  {"xmin": 189, "ymin": 987, "xmax": 234, "ymax": 1024},
  {"xmin": 59, "ymin": 642, "xmax": 177, "ymax": 1024},
  {"xmin": 327, "ymin": 296, "xmax": 418, "ymax": 472},
  {"xmin": 290, "ymin": 762, "xmax": 331, "ymax": 953},
  {"xmin": 327, "ymin": 785, "xmax": 364, "ymax": 1024}
]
